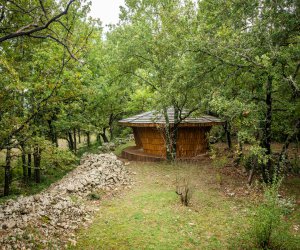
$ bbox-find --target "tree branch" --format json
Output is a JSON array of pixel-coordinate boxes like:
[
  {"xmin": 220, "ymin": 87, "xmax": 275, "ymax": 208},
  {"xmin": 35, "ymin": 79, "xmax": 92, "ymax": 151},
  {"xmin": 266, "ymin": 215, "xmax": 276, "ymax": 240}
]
[
  {"xmin": 28, "ymin": 34, "xmax": 77, "ymax": 60},
  {"xmin": 0, "ymin": 0, "xmax": 76, "ymax": 43}
]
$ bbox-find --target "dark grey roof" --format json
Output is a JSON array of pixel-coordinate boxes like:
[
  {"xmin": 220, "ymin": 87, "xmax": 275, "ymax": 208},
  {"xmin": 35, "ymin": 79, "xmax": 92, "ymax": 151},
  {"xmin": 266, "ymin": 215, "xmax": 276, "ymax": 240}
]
[{"xmin": 119, "ymin": 108, "xmax": 224, "ymax": 127}]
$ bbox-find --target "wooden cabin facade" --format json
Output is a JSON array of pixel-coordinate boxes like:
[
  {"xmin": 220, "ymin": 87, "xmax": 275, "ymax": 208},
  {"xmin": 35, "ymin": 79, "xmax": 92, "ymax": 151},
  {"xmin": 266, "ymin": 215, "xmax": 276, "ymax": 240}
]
[{"xmin": 119, "ymin": 108, "xmax": 224, "ymax": 161}]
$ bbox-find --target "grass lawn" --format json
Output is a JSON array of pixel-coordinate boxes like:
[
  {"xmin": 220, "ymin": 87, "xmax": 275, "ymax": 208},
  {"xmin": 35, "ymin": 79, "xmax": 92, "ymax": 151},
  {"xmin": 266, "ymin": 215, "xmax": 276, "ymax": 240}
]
[{"xmin": 72, "ymin": 158, "xmax": 300, "ymax": 250}]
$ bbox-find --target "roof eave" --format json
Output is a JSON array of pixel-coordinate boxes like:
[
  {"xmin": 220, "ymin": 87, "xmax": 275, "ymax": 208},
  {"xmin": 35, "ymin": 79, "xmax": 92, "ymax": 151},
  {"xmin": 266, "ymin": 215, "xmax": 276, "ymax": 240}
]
[{"xmin": 118, "ymin": 121, "xmax": 225, "ymax": 127}]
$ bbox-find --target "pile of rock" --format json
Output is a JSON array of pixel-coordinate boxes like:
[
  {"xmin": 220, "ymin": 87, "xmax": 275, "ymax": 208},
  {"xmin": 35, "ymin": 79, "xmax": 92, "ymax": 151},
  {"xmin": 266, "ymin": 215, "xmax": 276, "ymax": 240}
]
[
  {"xmin": 0, "ymin": 153, "xmax": 131, "ymax": 249},
  {"xmin": 56, "ymin": 153, "xmax": 130, "ymax": 196}
]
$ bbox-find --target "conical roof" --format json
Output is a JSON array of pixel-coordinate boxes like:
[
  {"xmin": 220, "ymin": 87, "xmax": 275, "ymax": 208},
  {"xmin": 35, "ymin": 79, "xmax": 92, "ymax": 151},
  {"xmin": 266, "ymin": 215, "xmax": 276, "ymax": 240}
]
[{"xmin": 119, "ymin": 108, "xmax": 224, "ymax": 127}]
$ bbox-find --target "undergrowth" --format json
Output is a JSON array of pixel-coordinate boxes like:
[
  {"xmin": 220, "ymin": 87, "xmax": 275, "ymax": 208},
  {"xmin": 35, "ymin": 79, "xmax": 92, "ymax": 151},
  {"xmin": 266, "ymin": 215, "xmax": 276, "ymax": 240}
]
[{"xmin": 235, "ymin": 178, "xmax": 300, "ymax": 249}]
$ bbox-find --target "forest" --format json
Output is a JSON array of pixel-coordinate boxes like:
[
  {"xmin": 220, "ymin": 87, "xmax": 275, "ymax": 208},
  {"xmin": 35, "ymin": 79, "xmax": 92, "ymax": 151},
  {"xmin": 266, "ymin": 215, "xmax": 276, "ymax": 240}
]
[{"xmin": 0, "ymin": 0, "xmax": 299, "ymax": 249}]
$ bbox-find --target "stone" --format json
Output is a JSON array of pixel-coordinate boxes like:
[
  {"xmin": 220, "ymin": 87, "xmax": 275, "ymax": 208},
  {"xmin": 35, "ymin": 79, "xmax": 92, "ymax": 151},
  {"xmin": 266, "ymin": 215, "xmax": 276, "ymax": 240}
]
[
  {"xmin": 3, "ymin": 220, "xmax": 16, "ymax": 229},
  {"xmin": 0, "ymin": 153, "xmax": 132, "ymax": 249}
]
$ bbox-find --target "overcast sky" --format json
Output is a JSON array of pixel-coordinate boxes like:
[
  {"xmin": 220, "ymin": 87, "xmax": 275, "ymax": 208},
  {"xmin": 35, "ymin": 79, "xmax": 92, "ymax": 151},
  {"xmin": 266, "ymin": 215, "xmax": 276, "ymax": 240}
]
[{"xmin": 89, "ymin": 0, "xmax": 125, "ymax": 27}]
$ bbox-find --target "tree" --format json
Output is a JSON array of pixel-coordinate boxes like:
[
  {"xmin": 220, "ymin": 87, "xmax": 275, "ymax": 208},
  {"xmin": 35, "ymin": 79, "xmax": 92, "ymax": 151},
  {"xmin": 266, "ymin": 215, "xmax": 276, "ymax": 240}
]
[
  {"xmin": 110, "ymin": 0, "xmax": 206, "ymax": 160},
  {"xmin": 193, "ymin": 0, "xmax": 300, "ymax": 182},
  {"xmin": 0, "ymin": 0, "xmax": 98, "ymax": 195}
]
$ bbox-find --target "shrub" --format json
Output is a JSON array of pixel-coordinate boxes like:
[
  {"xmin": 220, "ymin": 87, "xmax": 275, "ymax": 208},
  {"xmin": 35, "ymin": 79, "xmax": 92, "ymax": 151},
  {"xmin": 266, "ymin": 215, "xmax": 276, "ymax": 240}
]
[
  {"xmin": 42, "ymin": 145, "xmax": 77, "ymax": 171},
  {"xmin": 175, "ymin": 177, "xmax": 194, "ymax": 206},
  {"xmin": 238, "ymin": 179, "xmax": 300, "ymax": 249},
  {"xmin": 88, "ymin": 192, "xmax": 101, "ymax": 200}
]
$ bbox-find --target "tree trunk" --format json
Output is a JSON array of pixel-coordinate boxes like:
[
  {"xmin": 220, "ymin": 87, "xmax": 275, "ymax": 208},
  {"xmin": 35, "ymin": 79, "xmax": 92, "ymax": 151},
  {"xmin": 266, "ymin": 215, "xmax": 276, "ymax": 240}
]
[
  {"xmin": 47, "ymin": 120, "xmax": 57, "ymax": 146},
  {"xmin": 34, "ymin": 146, "xmax": 41, "ymax": 183},
  {"xmin": 109, "ymin": 114, "xmax": 114, "ymax": 141},
  {"xmin": 223, "ymin": 121, "xmax": 232, "ymax": 149},
  {"xmin": 248, "ymin": 156, "xmax": 258, "ymax": 186},
  {"xmin": 163, "ymin": 107, "xmax": 173, "ymax": 162},
  {"xmin": 4, "ymin": 148, "xmax": 11, "ymax": 196},
  {"xmin": 73, "ymin": 128, "xmax": 77, "ymax": 153},
  {"xmin": 68, "ymin": 131, "xmax": 74, "ymax": 151},
  {"xmin": 171, "ymin": 108, "xmax": 179, "ymax": 160},
  {"xmin": 109, "ymin": 126, "xmax": 114, "ymax": 141},
  {"xmin": 100, "ymin": 128, "xmax": 109, "ymax": 143},
  {"xmin": 28, "ymin": 153, "xmax": 32, "ymax": 179},
  {"xmin": 86, "ymin": 131, "xmax": 91, "ymax": 147},
  {"xmin": 20, "ymin": 143, "xmax": 27, "ymax": 182},
  {"xmin": 54, "ymin": 132, "xmax": 58, "ymax": 147},
  {"xmin": 78, "ymin": 128, "xmax": 81, "ymax": 144},
  {"xmin": 261, "ymin": 75, "xmax": 273, "ymax": 183}
]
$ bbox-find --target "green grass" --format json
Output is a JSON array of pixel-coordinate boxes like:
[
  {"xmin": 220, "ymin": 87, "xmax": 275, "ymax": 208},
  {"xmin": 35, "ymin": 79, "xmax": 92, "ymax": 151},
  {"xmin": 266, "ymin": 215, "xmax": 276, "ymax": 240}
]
[
  {"xmin": 72, "ymin": 162, "xmax": 257, "ymax": 250},
  {"xmin": 76, "ymin": 141, "xmax": 102, "ymax": 158},
  {"xmin": 113, "ymin": 140, "xmax": 135, "ymax": 157}
]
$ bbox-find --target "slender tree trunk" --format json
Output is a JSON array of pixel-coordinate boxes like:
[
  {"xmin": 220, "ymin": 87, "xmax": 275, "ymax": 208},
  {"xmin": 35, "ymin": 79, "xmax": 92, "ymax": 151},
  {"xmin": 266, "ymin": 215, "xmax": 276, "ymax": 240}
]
[
  {"xmin": 4, "ymin": 148, "xmax": 11, "ymax": 196},
  {"xmin": 163, "ymin": 107, "xmax": 173, "ymax": 161},
  {"xmin": 27, "ymin": 153, "xmax": 32, "ymax": 179},
  {"xmin": 100, "ymin": 128, "xmax": 109, "ymax": 143},
  {"xmin": 20, "ymin": 143, "xmax": 27, "ymax": 182},
  {"xmin": 86, "ymin": 131, "xmax": 91, "ymax": 147},
  {"xmin": 34, "ymin": 146, "xmax": 41, "ymax": 183},
  {"xmin": 68, "ymin": 131, "xmax": 74, "ymax": 151},
  {"xmin": 223, "ymin": 121, "xmax": 232, "ymax": 149},
  {"xmin": 171, "ymin": 108, "xmax": 179, "ymax": 160},
  {"xmin": 109, "ymin": 114, "xmax": 114, "ymax": 141},
  {"xmin": 47, "ymin": 111, "xmax": 59, "ymax": 147},
  {"xmin": 54, "ymin": 133, "xmax": 58, "ymax": 147},
  {"xmin": 73, "ymin": 128, "xmax": 77, "ymax": 153},
  {"xmin": 109, "ymin": 126, "xmax": 114, "ymax": 141},
  {"xmin": 248, "ymin": 156, "xmax": 258, "ymax": 186},
  {"xmin": 261, "ymin": 75, "xmax": 273, "ymax": 183},
  {"xmin": 78, "ymin": 128, "xmax": 81, "ymax": 144}
]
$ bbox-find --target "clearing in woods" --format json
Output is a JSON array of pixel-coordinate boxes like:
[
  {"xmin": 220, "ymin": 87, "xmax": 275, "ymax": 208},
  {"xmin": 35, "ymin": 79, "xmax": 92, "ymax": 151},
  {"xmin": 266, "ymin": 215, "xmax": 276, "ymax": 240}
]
[{"xmin": 72, "ymin": 158, "xmax": 300, "ymax": 249}]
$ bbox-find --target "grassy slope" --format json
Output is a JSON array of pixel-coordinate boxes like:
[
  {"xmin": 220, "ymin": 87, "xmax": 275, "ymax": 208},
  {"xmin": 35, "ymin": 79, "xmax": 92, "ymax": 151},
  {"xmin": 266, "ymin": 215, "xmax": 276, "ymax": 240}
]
[{"xmin": 73, "ymin": 161, "xmax": 259, "ymax": 250}]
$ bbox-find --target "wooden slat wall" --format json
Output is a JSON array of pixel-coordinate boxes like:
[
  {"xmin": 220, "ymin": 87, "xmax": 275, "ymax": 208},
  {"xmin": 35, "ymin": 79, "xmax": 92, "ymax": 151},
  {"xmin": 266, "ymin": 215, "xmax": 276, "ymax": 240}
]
[
  {"xmin": 136, "ymin": 127, "xmax": 166, "ymax": 157},
  {"xmin": 133, "ymin": 126, "xmax": 211, "ymax": 159},
  {"xmin": 176, "ymin": 127, "xmax": 211, "ymax": 158}
]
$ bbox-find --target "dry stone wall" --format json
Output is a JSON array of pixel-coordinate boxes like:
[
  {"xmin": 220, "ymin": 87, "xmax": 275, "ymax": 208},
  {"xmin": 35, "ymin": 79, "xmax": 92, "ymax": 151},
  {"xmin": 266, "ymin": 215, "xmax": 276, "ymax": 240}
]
[{"xmin": 0, "ymin": 153, "xmax": 131, "ymax": 249}]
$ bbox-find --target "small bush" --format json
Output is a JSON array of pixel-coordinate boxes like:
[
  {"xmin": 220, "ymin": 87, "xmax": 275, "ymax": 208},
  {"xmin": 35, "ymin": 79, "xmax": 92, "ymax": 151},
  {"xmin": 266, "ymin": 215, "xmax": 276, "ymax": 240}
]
[
  {"xmin": 42, "ymin": 145, "xmax": 77, "ymax": 170},
  {"xmin": 212, "ymin": 156, "xmax": 228, "ymax": 186},
  {"xmin": 175, "ymin": 177, "xmax": 194, "ymax": 206},
  {"xmin": 237, "ymin": 179, "xmax": 300, "ymax": 249},
  {"xmin": 88, "ymin": 192, "xmax": 101, "ymax": 200}
]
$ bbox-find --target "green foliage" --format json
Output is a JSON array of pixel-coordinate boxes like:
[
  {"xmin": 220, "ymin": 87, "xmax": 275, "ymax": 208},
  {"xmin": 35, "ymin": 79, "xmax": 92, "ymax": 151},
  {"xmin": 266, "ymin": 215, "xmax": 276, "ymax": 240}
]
[
  {"xmin": 41, "ymin": 144, "xmax": 78, "ymax": 170},
  {"xmin": 76, "ymin": 141, "xmax": 102, "ymax": 158},
  {"xmin": 113, "ymin": 140, "xmax": 135, "ymax": 157},
  {"xmin": 88, "ymin": 192, "xmax": 101, "ymax": 201},
  {"xmin": 238, "ymin": 180, "xmax": 300, "ymax": 249},
  {"xmin": 212, "ymin": 156, "xmax": 228, "ymax": 186}
]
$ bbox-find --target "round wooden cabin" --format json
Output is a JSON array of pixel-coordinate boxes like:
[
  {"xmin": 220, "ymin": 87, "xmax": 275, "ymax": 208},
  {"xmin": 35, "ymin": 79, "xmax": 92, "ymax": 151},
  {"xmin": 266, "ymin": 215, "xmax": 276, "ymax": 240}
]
[{"xmin": 119, "ymin": 108, "xmax": 224, "ymax": 161}]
